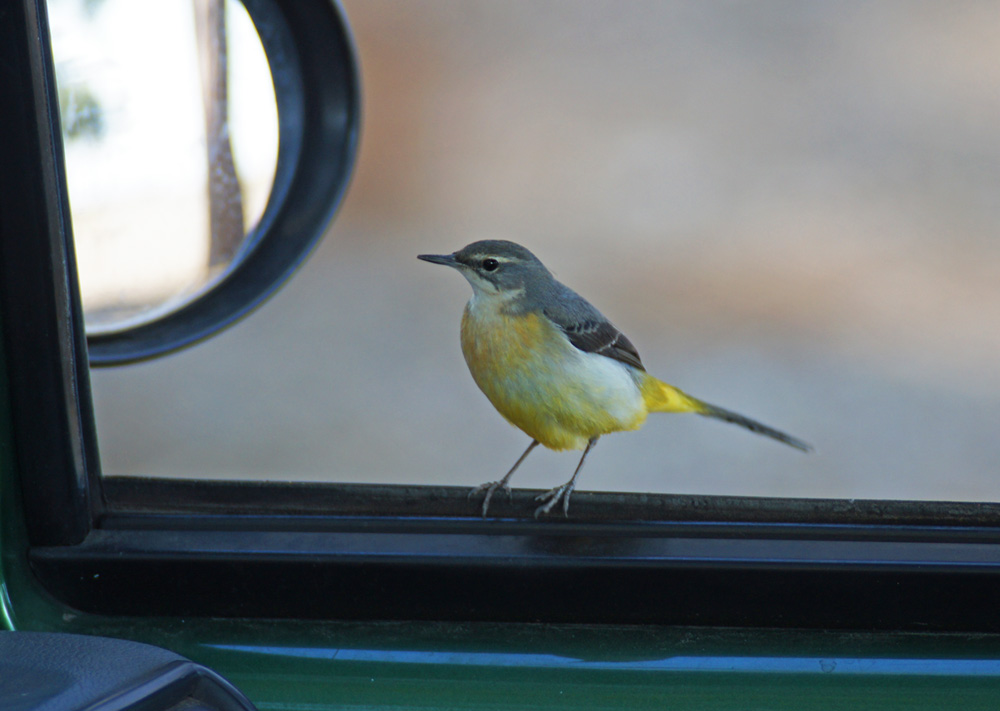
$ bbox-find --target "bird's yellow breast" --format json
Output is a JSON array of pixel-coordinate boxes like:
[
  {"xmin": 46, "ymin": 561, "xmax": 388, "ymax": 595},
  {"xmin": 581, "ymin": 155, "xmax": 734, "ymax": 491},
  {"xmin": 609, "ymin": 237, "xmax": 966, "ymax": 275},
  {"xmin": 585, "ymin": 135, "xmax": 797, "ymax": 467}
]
[{"xmin": 460, "ymin": 298, "xmax": 647, "ymax": 450}]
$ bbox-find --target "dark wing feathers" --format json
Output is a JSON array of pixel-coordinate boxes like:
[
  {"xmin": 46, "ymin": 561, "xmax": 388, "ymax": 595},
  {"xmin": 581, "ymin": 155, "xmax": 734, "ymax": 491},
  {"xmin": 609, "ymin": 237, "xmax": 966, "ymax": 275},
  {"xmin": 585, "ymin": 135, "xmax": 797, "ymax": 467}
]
[
  {"xmin": 541, "ymin": 286, "xmax": 645, "ymax": 371},
  {"xmin": 557, "ymin": 317, "xmax": 645, "ymax": 371}
]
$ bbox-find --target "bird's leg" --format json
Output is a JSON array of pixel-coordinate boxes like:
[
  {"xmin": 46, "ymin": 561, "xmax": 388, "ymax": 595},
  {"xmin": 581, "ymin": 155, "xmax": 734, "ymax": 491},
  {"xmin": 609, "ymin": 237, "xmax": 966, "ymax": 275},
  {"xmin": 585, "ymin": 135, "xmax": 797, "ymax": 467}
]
[
  {"xmin": 534, "ymin": 437, "xmax": 598, "ymax": 518},
  {"xmin": 469, "ymin": 439, "xmax": 539, "ymax": 517}
]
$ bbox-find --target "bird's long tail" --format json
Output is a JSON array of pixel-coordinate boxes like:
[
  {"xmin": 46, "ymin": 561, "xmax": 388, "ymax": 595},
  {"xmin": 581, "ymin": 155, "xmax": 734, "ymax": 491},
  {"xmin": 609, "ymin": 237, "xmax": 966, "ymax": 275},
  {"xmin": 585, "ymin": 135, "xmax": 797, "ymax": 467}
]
[{"xmin": 640, "ymin": 375, "xmax": 812, "ymax": 452}]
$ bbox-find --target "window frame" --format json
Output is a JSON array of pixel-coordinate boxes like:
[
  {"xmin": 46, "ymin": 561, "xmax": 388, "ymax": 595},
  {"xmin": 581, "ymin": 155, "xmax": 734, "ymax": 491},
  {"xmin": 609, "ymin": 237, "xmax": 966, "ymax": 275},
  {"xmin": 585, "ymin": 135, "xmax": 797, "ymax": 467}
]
[{"xmin": 5, "ymin": 0, "xmax": 1000, "ymax": 634}]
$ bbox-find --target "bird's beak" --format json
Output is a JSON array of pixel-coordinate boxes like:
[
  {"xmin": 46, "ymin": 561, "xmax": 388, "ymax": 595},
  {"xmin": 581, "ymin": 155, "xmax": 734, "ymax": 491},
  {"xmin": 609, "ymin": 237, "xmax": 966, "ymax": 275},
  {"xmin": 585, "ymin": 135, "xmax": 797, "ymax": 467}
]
[{"xmin": 417, "ymin": 252, "xmax": 459, "ymax": 267}]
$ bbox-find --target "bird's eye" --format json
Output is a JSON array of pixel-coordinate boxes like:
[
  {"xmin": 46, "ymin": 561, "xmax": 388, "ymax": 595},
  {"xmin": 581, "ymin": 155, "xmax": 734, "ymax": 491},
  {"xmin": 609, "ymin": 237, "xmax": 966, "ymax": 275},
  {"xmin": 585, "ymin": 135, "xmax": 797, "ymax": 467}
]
[{"xmin": 481, "ymin": 258, "xmax": 499, "ymax": 272}]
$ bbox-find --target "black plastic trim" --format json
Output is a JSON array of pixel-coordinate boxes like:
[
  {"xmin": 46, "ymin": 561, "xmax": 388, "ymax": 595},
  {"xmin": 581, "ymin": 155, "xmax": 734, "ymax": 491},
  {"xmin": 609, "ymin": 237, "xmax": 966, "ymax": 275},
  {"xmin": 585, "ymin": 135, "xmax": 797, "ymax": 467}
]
[
  {"xmin": 0, "ymin": 632, "xmax": 257, "ymax": 711},
  {"xmin": 29, "ymin": 515, "xmax": 1000, "ymax": 631},
  {"xmin": 102, "ymin": 662, "xmax": 258, "ymax": 711},
  {"xmin": 23, "ymin": 478, "xmax": 1000, "ymax": 631},
  {"xmin": 0, "ymin": 0, "xmax": 102, "ymax": 546},
  {"xmin": 101, "ymin": 477, "xmax": 1000, "ymax": 529}
]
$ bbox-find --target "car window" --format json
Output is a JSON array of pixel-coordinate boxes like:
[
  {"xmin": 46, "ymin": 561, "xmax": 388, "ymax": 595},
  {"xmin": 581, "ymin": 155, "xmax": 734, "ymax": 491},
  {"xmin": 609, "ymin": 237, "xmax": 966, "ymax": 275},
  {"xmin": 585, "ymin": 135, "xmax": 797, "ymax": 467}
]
[
  {"xmin": 12, "ymin": 0, "xmax": 1000, "ymax": 636},
  {"xmin": 73, "ymin": 1, "xmax": 1000, "ymax": 504}
]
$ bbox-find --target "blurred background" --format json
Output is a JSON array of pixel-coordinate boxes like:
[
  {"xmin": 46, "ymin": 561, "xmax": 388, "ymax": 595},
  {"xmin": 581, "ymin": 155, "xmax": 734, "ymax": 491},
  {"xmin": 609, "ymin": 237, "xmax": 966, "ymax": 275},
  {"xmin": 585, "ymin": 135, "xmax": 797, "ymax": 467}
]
[{"xmin": 53, "ymin": 1, "xmax": 1000, "ymax": 500}]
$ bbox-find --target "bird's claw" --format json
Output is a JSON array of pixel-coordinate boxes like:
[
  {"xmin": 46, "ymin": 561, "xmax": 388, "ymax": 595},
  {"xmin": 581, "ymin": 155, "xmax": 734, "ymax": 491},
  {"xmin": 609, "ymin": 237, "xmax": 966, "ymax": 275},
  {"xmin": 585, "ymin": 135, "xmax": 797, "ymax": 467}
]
[
  {"xmin": 468, "ymin": 480, "xmax": 512, "ymax": 517},
  {"xmin": 534, "ymin": 482, "xmax": 575, "ymax": 518}
]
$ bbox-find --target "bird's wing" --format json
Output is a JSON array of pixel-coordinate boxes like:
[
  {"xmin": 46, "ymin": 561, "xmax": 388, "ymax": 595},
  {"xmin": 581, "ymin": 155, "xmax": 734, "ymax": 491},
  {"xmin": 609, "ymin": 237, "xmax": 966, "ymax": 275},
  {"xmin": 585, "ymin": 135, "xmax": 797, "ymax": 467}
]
[{"xmin": 541, "ymin": 285, "xmax": 645, "ymax": 371}]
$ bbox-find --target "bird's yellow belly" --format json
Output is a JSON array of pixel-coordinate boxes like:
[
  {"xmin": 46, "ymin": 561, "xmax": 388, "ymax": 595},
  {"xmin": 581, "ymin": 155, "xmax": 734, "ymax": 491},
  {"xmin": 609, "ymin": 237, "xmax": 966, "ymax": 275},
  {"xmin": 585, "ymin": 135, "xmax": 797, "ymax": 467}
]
[{"xmin": 460, "ymin": 303, "xmax": 647, "ymax": 450}]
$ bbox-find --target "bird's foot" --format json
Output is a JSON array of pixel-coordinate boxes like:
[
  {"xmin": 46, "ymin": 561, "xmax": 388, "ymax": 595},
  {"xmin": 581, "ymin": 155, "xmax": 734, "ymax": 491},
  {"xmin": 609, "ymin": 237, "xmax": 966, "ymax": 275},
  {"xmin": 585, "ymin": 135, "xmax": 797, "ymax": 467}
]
[
  {"xmin": 468, "ymin": 480, "xmax": 513, "ymax": 518},
  {"xmin": 534, "ymin": 482, "xmax": 575, "ymax": 518}
]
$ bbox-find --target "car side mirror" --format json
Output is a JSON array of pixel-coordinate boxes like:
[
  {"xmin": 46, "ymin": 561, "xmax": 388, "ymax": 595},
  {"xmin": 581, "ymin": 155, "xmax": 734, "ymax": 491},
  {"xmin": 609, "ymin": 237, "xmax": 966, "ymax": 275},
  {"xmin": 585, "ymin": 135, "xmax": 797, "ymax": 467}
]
[{"xmin": 52, "ymin": 0, "xmax": 359, "ymax": 365}]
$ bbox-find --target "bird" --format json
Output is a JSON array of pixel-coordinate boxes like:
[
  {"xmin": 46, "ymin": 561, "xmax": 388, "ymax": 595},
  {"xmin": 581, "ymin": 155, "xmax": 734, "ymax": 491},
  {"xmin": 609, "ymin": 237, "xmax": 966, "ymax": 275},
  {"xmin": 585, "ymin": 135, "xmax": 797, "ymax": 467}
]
[{"xmin": 418, "ymin": 240, "xmax": 811, "ymax": 518}]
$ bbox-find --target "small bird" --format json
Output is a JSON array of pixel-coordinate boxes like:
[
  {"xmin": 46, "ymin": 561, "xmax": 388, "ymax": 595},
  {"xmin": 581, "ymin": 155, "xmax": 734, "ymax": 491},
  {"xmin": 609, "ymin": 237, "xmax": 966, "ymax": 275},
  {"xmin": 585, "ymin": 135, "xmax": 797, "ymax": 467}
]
[{"xmin": 418, "ymin": 240, "xmax": 810, "ymax": 518}]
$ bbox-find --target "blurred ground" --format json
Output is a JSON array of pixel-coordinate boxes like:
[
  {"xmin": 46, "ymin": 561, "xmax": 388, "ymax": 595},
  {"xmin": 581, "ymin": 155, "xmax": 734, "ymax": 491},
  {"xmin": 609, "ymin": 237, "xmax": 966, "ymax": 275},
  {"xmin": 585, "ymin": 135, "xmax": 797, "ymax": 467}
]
[{"xmin": 91, "ymin": 1, "xmax": 1000, "ymax": 501}]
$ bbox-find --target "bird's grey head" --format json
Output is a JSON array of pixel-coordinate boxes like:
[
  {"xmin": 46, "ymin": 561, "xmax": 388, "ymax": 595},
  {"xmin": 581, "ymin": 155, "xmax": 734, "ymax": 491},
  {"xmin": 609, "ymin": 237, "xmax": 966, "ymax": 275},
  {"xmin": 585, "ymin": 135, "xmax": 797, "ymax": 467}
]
[{"xmin": 418, "ymin": 240, "xmax": 553, "ymax": 298}]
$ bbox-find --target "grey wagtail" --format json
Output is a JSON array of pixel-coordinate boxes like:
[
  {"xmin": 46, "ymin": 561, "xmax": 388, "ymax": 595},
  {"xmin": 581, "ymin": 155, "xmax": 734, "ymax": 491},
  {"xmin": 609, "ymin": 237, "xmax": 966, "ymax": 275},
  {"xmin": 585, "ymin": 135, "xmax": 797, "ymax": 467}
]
[{"xmin": 419, "ymin": 240, "xmax": 811, "ymax": 518}]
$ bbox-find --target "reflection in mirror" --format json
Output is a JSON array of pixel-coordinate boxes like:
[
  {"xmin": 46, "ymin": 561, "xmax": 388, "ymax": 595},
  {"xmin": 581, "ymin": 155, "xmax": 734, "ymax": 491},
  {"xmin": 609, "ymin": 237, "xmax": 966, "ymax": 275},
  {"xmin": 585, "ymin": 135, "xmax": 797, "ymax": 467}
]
[{"xmin": 48, "ymin": 0, "xmax": 278, "ymax": 333}]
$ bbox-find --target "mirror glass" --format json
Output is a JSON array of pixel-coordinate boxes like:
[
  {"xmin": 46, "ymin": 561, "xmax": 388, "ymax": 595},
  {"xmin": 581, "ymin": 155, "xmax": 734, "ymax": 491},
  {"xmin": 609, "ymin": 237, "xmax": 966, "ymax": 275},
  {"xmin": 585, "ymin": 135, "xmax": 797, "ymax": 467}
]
[{"xmin": 48, "ymin": 0, "xmax": 279, "ymax": 333}]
